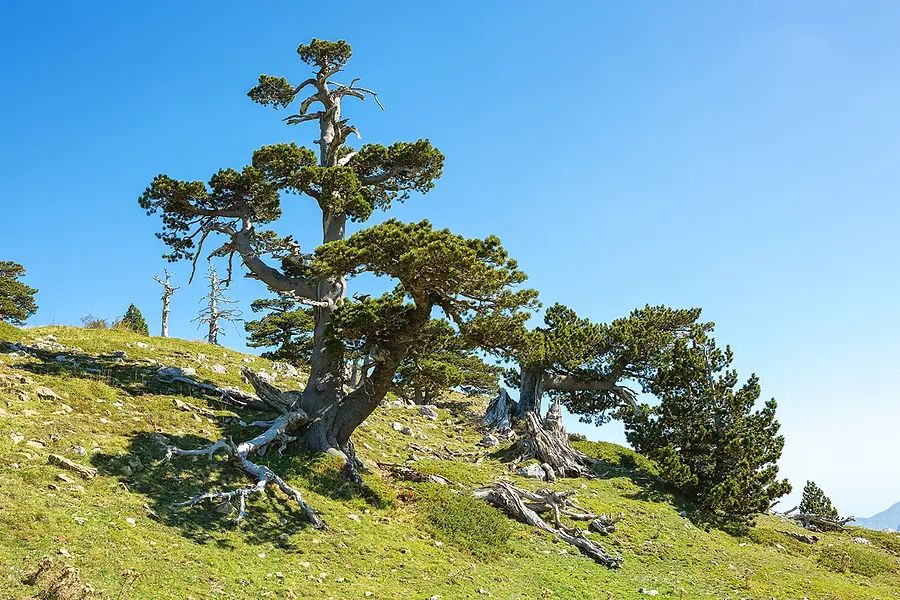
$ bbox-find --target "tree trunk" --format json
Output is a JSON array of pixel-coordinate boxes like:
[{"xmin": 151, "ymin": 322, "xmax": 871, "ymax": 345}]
[
  {"xmin": 516, "ymin": 366, "xmax": 543, "ymax": 418},
  {"xmin": 483, "ymin": 389, "xmax": 517, "ymax": 431},
  {"xmin": 161, "ymin": 294, "xmax": 170, "ymax": 338},
  {"xmin": 516, "ymin": 399, "xmax": 595, "ymax": 478}
]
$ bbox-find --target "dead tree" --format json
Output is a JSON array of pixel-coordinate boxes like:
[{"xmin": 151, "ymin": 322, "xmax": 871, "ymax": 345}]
[
  {"xmin": 515, "ymin": 399, "xmax": 597, "ymax": 478},
  {"xmin": 193, "ymin": 263, "xmax": 241, "ymax": 345},
  {"xmin": 153, "ymin": 269, "xmax": 180, "ymax": 337}
]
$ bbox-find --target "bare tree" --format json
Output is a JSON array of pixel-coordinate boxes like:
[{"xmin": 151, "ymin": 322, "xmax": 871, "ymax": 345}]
[
  {"xmin": 193, "ymin": 263, "xmax": 241, "ymax": 345},
  {"xmin": 152, "ymin": 269, "xmax": 181, "ymax": 337}
]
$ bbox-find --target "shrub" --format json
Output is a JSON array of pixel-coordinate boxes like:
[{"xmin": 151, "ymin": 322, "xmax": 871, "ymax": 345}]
[
  {"xmin": 414, "ymin": 484, "xmax": 512, "ymax": 559},
  {"xmin": 81, "ymin": 314, "xmax": 108, "ymax": 330},
  {"xmin": 0, "ymin": 261, "xmax": 38, "ymax": 325}
]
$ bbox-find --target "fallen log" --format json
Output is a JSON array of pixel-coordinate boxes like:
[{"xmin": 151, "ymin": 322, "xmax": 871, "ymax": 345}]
[
  {"xmin": 48, "ymin": 454, "xmax": 97, "ymax": 479},
  {"xmin": 473, "ymin": 481, "xmax": 622, "ymax": 568}
]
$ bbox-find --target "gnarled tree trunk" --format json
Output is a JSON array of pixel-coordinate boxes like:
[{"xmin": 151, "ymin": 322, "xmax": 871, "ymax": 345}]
[{"xmin": 516, "ymin": 399, "xmax": 596, "ymax": 478}]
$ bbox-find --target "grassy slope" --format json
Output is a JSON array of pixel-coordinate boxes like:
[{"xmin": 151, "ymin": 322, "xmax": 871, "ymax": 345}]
[{"xmin": 0, "ymin": 326, "xmax": 898, "ymax": 599}]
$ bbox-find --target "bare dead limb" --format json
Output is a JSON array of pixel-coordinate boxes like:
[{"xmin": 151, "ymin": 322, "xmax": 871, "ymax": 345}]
[
  {"xmin": 376, "ymin": 462, "xmax": 452, "ymax": 485},
  {"xmin": 48, "ymin": 454, "xmax": 97, "ymax": 479},
  {"xmin": 473, "ymin": 481, "xmax": 622, "ymax": 568}
]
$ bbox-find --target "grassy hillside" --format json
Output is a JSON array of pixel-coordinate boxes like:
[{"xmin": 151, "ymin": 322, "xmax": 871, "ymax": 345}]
[{"xmin": 1, "ymin": 326, "xmax": 898, "ymax": 599}]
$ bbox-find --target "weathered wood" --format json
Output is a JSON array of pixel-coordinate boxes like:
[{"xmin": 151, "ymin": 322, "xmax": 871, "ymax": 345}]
[
  {"xmin": 473, "ymin": 481, "xmax": 622, "ymax": 568},
  {"xmin": 780, "ymin": 530, "xmax": 819, "ymax": 544},
  {"xmin": 376, "ymin": 462, "xmax": 451, "ymax": 485},
  {"xmin": 482, "ymin": 389, "xmax": 516, "ymax": 431},
  {"xmin": 516, "ymin": 400, "xmax": 595, "ymax": 478},
  {"xmin": 48, "ymin": 454, "xmax": 97, "ymax": 479}
]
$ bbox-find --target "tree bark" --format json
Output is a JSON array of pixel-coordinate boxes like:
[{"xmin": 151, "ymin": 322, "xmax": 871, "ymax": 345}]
[
  {"xmin": 516, "ymin": 367, "xmax": 543, "ymax": 418},
  {"xmin": 516, "ymin": 399, "xmax": 596, "ymax": 478}
]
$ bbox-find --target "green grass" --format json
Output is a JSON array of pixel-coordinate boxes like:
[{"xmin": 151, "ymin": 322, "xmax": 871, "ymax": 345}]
[{"xmin": 1, "ymin": 326, "xmax": 900, "ymax": 599}]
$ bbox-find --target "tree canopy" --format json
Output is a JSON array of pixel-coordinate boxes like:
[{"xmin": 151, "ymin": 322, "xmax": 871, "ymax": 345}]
[
  {"xmin": 623, "ymin": 325, "xmax": 791, "ymax": 530},
  {"xmin": 120, "ymin": 303, "xmax": 149, "ymax": 336},
  {"xmin": 799, "ymin": 480, "xmax": 839, "ymax": 521},
  {"xmin": 244, "ymin": 294, "xmax": 314, "ymax": 364},
  {"xmin": 508, "ymin": 303, "xmax": 701, "ymax": 420},
  {"xmin": 0, "ymin": 261, "xmax": 38, "ymax": 325}
]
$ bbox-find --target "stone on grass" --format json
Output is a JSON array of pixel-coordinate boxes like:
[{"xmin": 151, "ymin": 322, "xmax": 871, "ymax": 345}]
[
  {"xmin": 516, "ymin": 463, "xmax": 547, "ymax": 480},
  {"xmin": 419, "ymin": 405, "xmax": 438, "ymax": 420},
  {"xmin": 211, "ymin": 364, "xmax": 228, "ymax": 374}
]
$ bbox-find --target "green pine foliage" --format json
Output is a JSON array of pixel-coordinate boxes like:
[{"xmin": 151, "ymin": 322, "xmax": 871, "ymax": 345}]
[
  {"xmin": 120, "ymin": 304, "xmax": 149, "ymax": 336},
  {"xmin": 799, "ymin": 480, "xmax": 840, "ymax": 520},
  {"xmin": 0, "ymin": 261, "xmax": 38, "ymax": 325},
  {"xmin": 244, "ymin": 294, "xmax": 314, "ymax": 364},
  {"xmin": 623, "ymin": 326, "xmax": 791, "ymax": 531},
  {"xmin": 394, "ymin": 319, "xmax": 502, "ymax": 403}
]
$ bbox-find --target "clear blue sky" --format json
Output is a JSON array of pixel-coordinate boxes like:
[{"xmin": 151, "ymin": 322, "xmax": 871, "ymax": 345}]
[{"xmin": 2, "ymin": 1, "xmax": 898, "ymax": 518}]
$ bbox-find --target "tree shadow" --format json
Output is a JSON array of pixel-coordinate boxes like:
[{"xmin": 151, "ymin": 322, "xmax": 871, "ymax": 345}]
[
  {"xmin": 12, "ymin": 345, "xmax": 248, "ymax": 411},
  {"xmin": 90, "ymin": 428, "xmax": 390, "ymax": 548}
]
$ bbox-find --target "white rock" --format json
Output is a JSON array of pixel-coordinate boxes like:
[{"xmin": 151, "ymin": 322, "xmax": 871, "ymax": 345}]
[
  {"xmin": 478, "ymin": 434, "xmax": 499, "ymax": 447},
  {"xmin": 181, "ymin": 367, "xmax": 197, "ymax": 377},
  {"xmin": 125, "ymin": 517, "xmax": 136, "ymax": 527},
  {"xmin": 156, "ymin": 366, "xmax": 183, "ymax": 378},
  {"xmin": 135, "ymin": 342, "xmax": 149, "ymax": 349},
  {"xmin": 272, "ymin": 362, "xmax": 299, "ymax": 378},
  {"xmin": 211, "ymin": 364, "xmax": 228, "ymax": 374},
  {"xmin": 391, "ymin": 422, "xmax": 403, "ymax": 432},
  {"xmin": 638, "ymin": 590, "xmax": 658, "ymax": 596},
  {"xmin": 400, "ymin": 425, "xmax": 415, "ymax": 436},
  {"xmin": 419, "ymin": 405, "xmax": 439, "ymax": 420},
  {"xmin": 516, "ymin": 464, "xmax": 547, "ymax": 480},
  {"xmin": 852, "ymin": 536, "xmax": 870, "ymax": 545},
  {"xmin": 347, "ymin": 513, "xmax": 361, "ymax": 523}
]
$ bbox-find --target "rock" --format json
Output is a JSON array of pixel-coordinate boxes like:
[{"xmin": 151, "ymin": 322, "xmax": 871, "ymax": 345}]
[
  {"xmin": 299, "ymin": 561, "xmax": 311, "ymax": 568},
  {"xmin": 73, "ymin": 516, "xmax": 87, "ymax": 524},
  {"xmin": 125, "ymin": 517, "xmax": 137, "ymax": 527},
  {"xmin": 347, "ymin": 513, "xmax": 361, "ymax": 523},
  {"xmin": 419, "ymin": 405, "xmax": 439, "ymax": 420},
  {"xmin": 56, "ymin": 473, "xmax": 74, "ymax": 483},
  {"xmin": 852, "ymin": 536, "xmax": 870, "ymax": 545},
  {"xmin": 211, "ymin": 364, "xmax": 228, "ymax": 374},
  {"xmin": 391, "ymin": 422, "xmax": 403, "ymax": 432},
  {"xmin": 256, "ymin": 371, "xmax": 277, "ymax": 384},
  {"xmin": 365, "ymin": 593, "xmax": 374, "ymax": 597},
  {"xmin": 197, "ymin": 353, "xmax": 207, "ymax": 362},
  {"xmin": 135, "ymin": 342, "xmax": 149, "ymax": 349},
  {"xmin": 58, "ymin": 548, "xmax": 71, "ymax": 557},
  {"xmin": 156, "ymin": 366, "xmax": 183, "ymax": 378},
  {"xmin": 400, "ymin": 425, "xmax": 414, "ymax": 436},
  {"xmin": 181, "ymin": 367, "xmax": 197, "ymax": 377},
  {"xmin": 243, "ymin": 357, "xmax": 254, "ymax": 363},
  {"xmin": 35, "ymin": 386, "xmax": 62, "ymax": 401},
  {"xmin": 9, "ymin": 433, "xmax": 24, "ymax": 444},
  {"xmin": 516, "ymin": 463, "xmax": 547, "ymax": 480},
  {"xmin": 478, "ymin": 434, "xmax": 499, "ymax": 447},
  {"xmin": 114, "ymin": 351, "xmax": 127, "ymax": 358},
  {"xmin": 638, "ymin": 590, "xmax": 658, "ymax": 596},
  {"xmin": 26, "ymin": 440, "xmax": 45, "ymax": 450},
  {"xmin": 272, "ymin": 362, "xmax": 299, "ymax": 378},
  {"xmin": 540, "ymin": 463, "xmax": 557, "ymax": 482},
  {"xmin": 72, "ymin": 446, "xmax": 86, "ymax": 456}
]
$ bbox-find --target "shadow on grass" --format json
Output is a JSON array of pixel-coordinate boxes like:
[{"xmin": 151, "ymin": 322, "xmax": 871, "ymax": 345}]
[
  {"xmin": 90, "ymin": 429, "xmax": 390, "ymax": 548},
  {"xmin": 12, "ymin": 346, "xmax": 249, "ymax": 409}
]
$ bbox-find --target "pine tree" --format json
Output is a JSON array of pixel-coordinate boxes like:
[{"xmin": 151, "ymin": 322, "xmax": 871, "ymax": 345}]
[
  {"xmin": 393, "ymin": 319, "xmax": 502, "ymax": 404},
  {"xmin": 799, "ymin": 480, "xmax": 839, "ymax": 520},
  {"xmin": 121, "ymin": 304, "xmax": 149, "ymax": 336},
  {"xmin": 623, "ymin": 325, "xmax": 791, "ymax": 531},
  {"xmin": 0, "ymin": 261, "xmax": 38, "ymax": 325},
  {"xmin": 244, "ymin": 294, "xmax": 314, "ymax": 363}
]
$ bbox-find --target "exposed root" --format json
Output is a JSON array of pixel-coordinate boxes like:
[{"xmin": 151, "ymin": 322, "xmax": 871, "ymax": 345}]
[
  {"xmin": 165, "ymin": 409, "xmax": 326, "ymax": 529},
  {"xmin": 473, "ymin": 481, "xmax": 622, "ymax": 568},
  {"xmin": 777, "ymin": 506, "xmax": 855, "ymax": 532},
  {"xmin": 515, "ymin": 400, "xmax": 596, "ymax": 478}
]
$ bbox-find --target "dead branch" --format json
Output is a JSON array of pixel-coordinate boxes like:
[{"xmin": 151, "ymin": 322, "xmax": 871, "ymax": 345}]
[{"xmin": 473, "ymin": 481, "xmax": 622, "ymax": 568}]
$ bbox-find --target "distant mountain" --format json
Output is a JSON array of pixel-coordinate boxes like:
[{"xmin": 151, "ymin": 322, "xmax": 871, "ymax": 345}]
[{"xmin": 853, "ymin": 501, "xmax": 900, "ymax": 531}]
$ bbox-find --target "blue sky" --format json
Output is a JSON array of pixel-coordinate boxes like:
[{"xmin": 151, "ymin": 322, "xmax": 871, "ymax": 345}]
[{"xmin": 2, "ymin": 1, "xmax": 898, "ymax": 518}]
